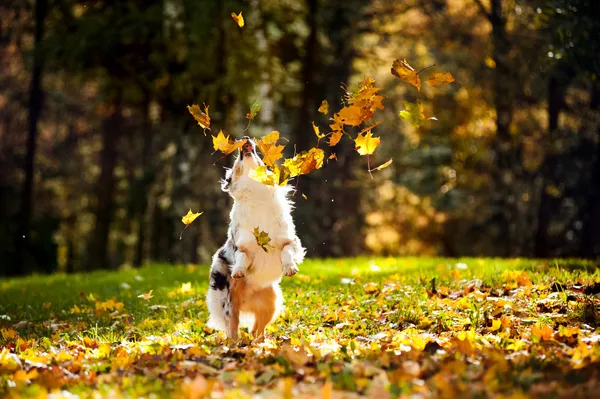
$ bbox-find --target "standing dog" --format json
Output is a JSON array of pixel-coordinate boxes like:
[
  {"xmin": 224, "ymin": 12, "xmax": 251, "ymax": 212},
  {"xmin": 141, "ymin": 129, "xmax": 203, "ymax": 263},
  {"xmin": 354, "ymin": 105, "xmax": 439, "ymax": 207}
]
[{"xmin": 206, "ymin": 137, "xmax": 305, "ymax": 340}]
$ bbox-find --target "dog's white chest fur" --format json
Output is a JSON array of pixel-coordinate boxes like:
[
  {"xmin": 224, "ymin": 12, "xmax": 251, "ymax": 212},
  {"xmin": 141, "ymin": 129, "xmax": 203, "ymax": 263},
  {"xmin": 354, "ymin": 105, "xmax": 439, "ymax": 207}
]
[{"xmin": 230, "ymin": 176, "xmax": 294, "ymax": 287}]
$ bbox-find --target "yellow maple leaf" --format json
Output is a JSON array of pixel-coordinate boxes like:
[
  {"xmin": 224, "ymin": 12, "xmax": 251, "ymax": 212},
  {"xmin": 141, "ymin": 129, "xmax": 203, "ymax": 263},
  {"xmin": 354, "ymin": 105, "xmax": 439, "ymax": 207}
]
[
  {"xmin": 212, "ymin": 131, "xmax": 246, "ymax": 155},
  {"xmin": 231, "ymin": 12, "xmax": 244, "ymax": 28},
  {"xmin": 256, "ymin": 141, "xmax": 284, "ymax": 167},
  {"xmin": 427, "ymin": 72, "xmax": 455, "ymax": 87},
  {"xmin": 312, "ymin": 121, "xmax": 325, "ymax": 140},
  {"xmin": 261, "ymin": 131, "xmax": 280, "ymax": 144},
  {"xmin": 391, "ymin": 59, "xmax": 421, "ymax": 91},
  {"xmin": 318, "ymin": 100, "xmax": 329, "ymax": 114},
  {"xmin": 249, "ymin": 165, "xmax": 290, "ymax": 186},
  {"xmin": 354, "ymin": 131, "xmax": 380, "ymax": 155},
  {"xmin": 329, "ymin": 131, "xmax": 343, "ymax": 146},
  {"xmin": 187, "ymin": 104, "xmax": 210, "ymax": 134},
  {"xmin": 182, "ymin": 209, "xmax": 202, "ymax": 225}
]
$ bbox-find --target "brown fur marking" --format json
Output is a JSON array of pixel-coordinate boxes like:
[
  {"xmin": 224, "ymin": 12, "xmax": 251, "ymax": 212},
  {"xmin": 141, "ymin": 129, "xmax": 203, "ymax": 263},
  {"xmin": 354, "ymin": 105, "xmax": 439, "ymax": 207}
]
[{"xmin": 228, "ymin": 279, "xmax": 277, "ymax": 339}]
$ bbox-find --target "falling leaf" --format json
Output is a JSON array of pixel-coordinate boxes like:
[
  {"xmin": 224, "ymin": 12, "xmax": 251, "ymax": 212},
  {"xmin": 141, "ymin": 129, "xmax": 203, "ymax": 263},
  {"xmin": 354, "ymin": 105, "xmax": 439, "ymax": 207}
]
[
  {"xmin": 399, "ymin": 100, "xmax": 425, "ymax": 127},
  {"xmin": 318, "ymin": 100, "xmax": 329, "ymax": 114},
  {"xmin": 180, "ymin": 209, "xmax": 203, "ymax": 240},
  {"xmin": 338, "ymin": 105, "xmax": 363, "ymax": 126},
  {"xmin": 329, "ymin": 131, "xmax": 343, "ymax": 146},
  {"xmin": 249, "ymin": 165, "xmax": 291, "ymax": 187},
  {"xmin": 212, "ymin": 131, "xmax": 246, "ymax": 155},
  {"xmin": 302, "ymin": 194, "xmax": 307, "ymax": 200},
  {"xmin": 231, "ymin": 12, "xmax": 244, "ymax": 28},
  {"xmin": 354, "ymin": 131, "xmax": 380, "ymax": 156},
  {"xmin": 391, "ymin": 59, "xmax": 421, "ymax": 91},
  {"xmin": 246, "ymin": 99, "xmax": 262, "ymax": 121},
  {"xmin": 328, "ymin": 153, "xmax": 338, "ymax": 161},
  {"xmin": 427, "ymin": 72, "xmax": 455, "ymax": 87},
  {"xmin": 256, "ymin": 134, "xmax": 285, "ymax": 167},
  {"xmin": 312, "ymin": 122, "xmax": 325, "ymax": 140},
  {"xmin": 138, "ymin": 290, "xmax": 153, "ymax": 300},
  {"xmin": 283, "ymin": 148, "xmax": 325, "ymax": 177},
  {"xmin": 187, "ymin": 104, "xmax": 211, "ymax": 134},
  {"xmin": 369, "ymin": 158, "xmax": 393, "ymax": 172},
  {"xmin": 182, "ymin": 209, "xmax": 202, "ymax": 225},
  {"xmin": 253, "ymin": 227, "xmax": 274, "ymax": 253}
]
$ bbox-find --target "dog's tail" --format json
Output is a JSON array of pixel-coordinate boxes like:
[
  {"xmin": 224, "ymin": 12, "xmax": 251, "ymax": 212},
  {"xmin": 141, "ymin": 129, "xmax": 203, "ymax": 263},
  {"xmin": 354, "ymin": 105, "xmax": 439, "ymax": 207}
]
[{"xmin": 206, "ymin": 249, "xmax": 233, "ymax": 331}]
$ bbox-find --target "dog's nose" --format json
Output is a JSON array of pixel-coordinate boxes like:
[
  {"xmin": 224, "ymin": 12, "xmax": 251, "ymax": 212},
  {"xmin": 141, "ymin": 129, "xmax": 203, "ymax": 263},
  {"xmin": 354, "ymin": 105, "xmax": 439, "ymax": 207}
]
[{"xmin": 240, "ymin": 136, "xmax": 250, "ymax": 140}]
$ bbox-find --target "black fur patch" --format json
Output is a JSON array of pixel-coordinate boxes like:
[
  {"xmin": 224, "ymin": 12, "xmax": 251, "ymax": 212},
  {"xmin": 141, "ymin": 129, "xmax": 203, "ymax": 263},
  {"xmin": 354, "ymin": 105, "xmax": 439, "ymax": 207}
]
[
  {"xmin": 210, "ymin": 270, "xmax": 229, "ymax": 291},
  {"xmin": 218, "ymin": 248, "xmax": 232, "ymax": 265}
]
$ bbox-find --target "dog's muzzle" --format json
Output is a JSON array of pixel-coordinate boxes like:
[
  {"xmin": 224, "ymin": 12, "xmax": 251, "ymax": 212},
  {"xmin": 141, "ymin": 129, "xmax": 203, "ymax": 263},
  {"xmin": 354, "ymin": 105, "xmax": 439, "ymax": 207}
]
[{"xmin": 240, "ymin": 136, "xmax": 255, "ymax": 157}]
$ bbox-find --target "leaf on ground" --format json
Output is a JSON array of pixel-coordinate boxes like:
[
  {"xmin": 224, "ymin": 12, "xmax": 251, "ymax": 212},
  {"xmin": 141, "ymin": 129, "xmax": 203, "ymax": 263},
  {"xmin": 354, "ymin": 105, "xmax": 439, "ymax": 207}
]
[
  {"xmin": 391, "ymin": 59, "xmax": 421, "ymax": 91},
  {"xmin": 187, "ymin": 104, "xmax": 210, "ymax": 134},
  {"xmin": 427, "ymin": 72, "xmax": 455, "ymax": 87},
  {"xmin": 318, "ymin": 100, "xmax": 329, "ymax": 114},
  {"xmin": 399, "ymin": 100, "xmax": 425, "ymax": 127},
  {"xmin": 231, "ymin": 12, "xmax": 244, "ymax": 28},
  {"xmin": 253, "ymin": 227, "xmax": 274, "ymax": 253},
  {"xmin": 137, "ymin": 290, "xmax": 153, "ymax": 300},
  {"xmin": 354, "ymin": 131, "xmax": 380, "ymax": 156}
]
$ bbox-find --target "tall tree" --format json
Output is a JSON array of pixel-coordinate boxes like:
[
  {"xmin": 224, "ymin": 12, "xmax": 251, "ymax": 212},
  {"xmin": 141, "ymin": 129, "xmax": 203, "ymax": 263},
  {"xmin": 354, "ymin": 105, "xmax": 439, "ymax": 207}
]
[{"xmin": 14, "ymin": 0, "xmax": 48, "ymax": 275}]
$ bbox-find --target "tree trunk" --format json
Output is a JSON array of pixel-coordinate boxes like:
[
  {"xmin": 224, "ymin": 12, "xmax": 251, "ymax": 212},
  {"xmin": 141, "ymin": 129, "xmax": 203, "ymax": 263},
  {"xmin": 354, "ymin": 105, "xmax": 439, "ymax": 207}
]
[
  {"xmin": 87, "ymin": 91, "xmax": 123, "ymax": 270},
  {"xmin": 14, "ymin": 0, "xmax": 48, "ymax": 275}
]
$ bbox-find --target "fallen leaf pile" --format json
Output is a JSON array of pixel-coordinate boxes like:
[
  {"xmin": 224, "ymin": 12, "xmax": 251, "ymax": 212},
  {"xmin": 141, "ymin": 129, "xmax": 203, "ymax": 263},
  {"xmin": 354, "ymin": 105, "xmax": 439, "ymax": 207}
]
[{"xmin": 1, "ymin": 259, "xmax": 600, "ymax": 398}]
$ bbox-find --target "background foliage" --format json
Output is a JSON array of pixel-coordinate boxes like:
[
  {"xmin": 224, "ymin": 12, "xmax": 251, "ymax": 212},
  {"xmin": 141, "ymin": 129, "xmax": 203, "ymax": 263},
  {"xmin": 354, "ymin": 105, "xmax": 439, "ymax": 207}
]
[{"xmin": 1, "ymin": 0, "xmax": 599, "ymax": 275}]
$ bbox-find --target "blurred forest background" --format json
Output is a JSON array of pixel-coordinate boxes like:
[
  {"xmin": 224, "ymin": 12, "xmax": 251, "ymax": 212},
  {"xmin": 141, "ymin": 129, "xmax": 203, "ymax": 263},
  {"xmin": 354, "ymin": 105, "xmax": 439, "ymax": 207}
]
[{"xmin": 1, "ymin": 0, "xmax": 599, "ymax": 276}]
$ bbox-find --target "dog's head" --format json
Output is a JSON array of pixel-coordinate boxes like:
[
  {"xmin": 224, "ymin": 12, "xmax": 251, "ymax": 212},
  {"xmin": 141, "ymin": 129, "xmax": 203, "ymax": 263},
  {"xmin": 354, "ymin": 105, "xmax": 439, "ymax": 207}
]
[{"xmin": 221, "ymin": 137, "xmax": 264, "ymax": 193}]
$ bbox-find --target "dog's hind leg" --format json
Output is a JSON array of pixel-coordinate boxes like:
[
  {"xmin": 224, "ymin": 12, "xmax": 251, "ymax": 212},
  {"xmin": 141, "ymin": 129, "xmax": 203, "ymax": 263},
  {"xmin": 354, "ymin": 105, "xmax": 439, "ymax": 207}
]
[
  {"xmin": 227, "ymin": 279, "xmax": 246, "ymax": 340},
  {"xmin": 207, "ymin": 244, "xmax": 235, "ymax": 333},
  {"xmin": 248, "ymin": 284, "xmax": 281, "ymax": 339}
]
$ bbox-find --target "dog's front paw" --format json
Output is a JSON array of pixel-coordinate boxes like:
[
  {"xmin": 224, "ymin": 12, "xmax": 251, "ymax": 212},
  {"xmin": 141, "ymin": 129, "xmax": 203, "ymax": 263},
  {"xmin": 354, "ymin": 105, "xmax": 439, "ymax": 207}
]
[
  {"xmin": 283, "ymin": 264, "xmax": 298, "ymax": 277},
  {"xmin": 231, "ymin": 268, "xmax": 246, "ymax": 279}
]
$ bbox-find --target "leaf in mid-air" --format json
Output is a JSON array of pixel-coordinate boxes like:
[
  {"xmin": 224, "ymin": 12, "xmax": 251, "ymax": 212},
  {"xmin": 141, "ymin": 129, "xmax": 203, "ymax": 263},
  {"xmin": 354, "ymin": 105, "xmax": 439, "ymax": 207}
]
[
  {"xmin": 253, "ymin": 227, "xmax": 274, "ymax": 253},
  {"xmin": 212, "ymin": 131, "xmax": 246, "ymax": 155},
  {"xmin": 354, "ymin": 131, "xmax": 380, "ymax": 156},
  {"xmin": 256, "ymin": 133, "xmax": 284, "ymax": 167},
  {"xmin": 329, "ymin": 131, "xmax": 343, "ymax": 146},
  {"xmin": 391, "ymin": 59, "xmax": 421, "ymax": 91},
  {"xmin": 338, "ymin": 105, "xmax": 363, "ymax": 126},
  {"xmin": 328, "ymin": 153, "xmax": 338, "ymax": 161},
  {"xmin": 427, "ymin": 72, "xmax": 455, "ymax": 87},
  {"xmin": 283, "ymin": 148, "xmax": 325, "ymax": 177},
  {"xmin": 399, "ymin": 100, "xmax": 425, "ymax": 127},
  {"xmin": 246, "ymin": 99, "xmax": 263, "ymax": 120},
  {"xmin": 249, "ymin": 165, "xmax": 291, "ymax": 187},
  {"xmin": 312, "ymin": 122, "xmax": 325, "ymax": 140},
  {"xmin": 318, "ymin": 100, "xmax": 329, "ymax": 114},
  {"xmin": 138, "ymin": 290, "xmax": 153, "ymax": 300},
  {"xmin": 187, "ymin": 104, "xmax": 211, "ymax": 134},
  {"xmin": 231, "ymin": 12, "xmax": 244, "ymax": 28},
  {"xmin": 369, "ymin": 158, "xmax": 393, "ymax": 172},
  {"xmin": 182, "ymin": 209, "xmax": 203, "ymax": 225}
]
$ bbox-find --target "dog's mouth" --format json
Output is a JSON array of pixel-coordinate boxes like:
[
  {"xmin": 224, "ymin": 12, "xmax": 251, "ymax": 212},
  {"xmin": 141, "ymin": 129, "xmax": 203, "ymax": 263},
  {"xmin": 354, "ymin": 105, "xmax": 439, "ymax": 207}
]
[{"xmin": 239, "ymin": 136, "xmax": 256, "ymax": 157}]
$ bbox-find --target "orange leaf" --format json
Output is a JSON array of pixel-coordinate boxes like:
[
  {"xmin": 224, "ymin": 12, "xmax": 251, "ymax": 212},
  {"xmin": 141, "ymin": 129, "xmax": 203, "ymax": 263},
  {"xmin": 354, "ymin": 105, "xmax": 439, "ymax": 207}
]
[
  {"xmin": 187, "ymin": 104, "xmax": 211, "ymax": 134},
  {"xmin": 531, "ymin": 323, "xmax": 554, "ymax": 341},
  {"xmin": 212, "ymin": 130, "xmax": 246, "ymax": 155},
  {"xmin": 329, "ymin": 131, "xmax": 343, "ymax": 146},
  {"xmin": 338, "ymin": 106, "xmax": 363, "ymax": 126},
  {"xmin": 391, "ymin": 59, "xmax": 421, "ymax": 91},
  {"xmin": 283, "ymin": 148, "xmax": 325, "ymax": 177}
]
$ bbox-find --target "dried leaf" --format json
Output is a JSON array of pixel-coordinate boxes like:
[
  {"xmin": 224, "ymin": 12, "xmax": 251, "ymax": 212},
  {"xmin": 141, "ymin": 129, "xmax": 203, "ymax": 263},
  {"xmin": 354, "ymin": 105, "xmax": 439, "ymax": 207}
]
[
  {"xmin": 312, "ymin": 122, "xmax": 325, "ymax": 140},
  {"xmin": 187, "ymin": 104, "xmax": 211, "ymax": 134},
  {"xmin": 391, "ymin": 59, "xmax": 421, "ymax": 91},
  {"xmin": 283, "ymin": 148, "xmax": 325, "ymax": 177},
  {"xmin": 427, "ymin": 72, "xmax": 455, "ymax": 87},
  {"xmin": 370, "ymin": 158, "xmax": 393, "ymax": 172},
  {"xmin": 329, "ymin": 132, "xmax": 343, "ymax": 146}
]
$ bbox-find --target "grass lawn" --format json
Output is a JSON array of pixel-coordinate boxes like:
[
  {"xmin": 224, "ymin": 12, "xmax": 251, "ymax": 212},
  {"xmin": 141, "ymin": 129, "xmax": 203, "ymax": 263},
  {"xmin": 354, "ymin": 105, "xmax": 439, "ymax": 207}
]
[{"xmin": 1, "ymin": 258, "xmax": 600, "ymax": 398}]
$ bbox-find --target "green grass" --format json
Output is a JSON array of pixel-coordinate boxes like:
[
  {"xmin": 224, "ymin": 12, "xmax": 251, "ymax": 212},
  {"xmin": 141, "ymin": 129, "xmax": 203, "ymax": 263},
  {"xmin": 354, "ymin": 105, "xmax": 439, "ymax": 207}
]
[{"xmin": 0, "ymin": 258, "xmax": 599, "ymax": 398}]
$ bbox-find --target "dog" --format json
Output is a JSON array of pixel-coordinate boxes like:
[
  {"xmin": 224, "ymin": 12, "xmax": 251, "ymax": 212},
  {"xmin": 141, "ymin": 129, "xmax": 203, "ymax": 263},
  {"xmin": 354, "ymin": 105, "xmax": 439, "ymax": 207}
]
[{"xmin": 206, "ymin": 137, "xmax": 305, "ymax": 340}]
